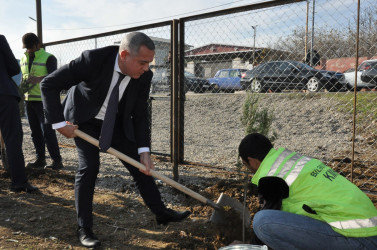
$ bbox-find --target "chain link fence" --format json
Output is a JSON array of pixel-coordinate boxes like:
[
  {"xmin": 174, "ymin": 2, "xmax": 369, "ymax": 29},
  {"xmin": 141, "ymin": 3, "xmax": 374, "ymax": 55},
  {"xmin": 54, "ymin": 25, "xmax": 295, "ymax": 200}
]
[
  {"xmin": 45, "ymin": 23, "xmax": 173, "ymax": 156},
  {"xmin": 181, "ymin": 0, "xmax": 377, "ymax": 192},
  {"xmin": 44, "ymin": 0, "xmax": 377, "ymax": 192}
]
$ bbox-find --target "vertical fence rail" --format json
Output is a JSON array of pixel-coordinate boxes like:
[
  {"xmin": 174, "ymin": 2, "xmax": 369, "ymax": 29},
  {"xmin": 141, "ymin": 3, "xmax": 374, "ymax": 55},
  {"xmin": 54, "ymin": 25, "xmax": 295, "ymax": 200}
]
[
  {"xmin": 179, "ymin": 19, "xmax": 186, "ymax": 164},
  {"xmin": 351, "ymin": 0, "xmax": 361, "ymax": 183},
  {"xmin": 171, "ymin": 19, "xmax": 180, "ymax": 180}
]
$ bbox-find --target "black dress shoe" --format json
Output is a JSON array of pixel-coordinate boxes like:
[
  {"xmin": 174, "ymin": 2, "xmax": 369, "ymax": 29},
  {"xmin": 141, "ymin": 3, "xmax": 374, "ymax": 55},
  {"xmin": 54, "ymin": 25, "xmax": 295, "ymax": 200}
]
[
  {"xmin": 26, "ymin": 158, "xmax": 46, "ymax": 168},
  {"xmin": 77, "ymin": 227, "xmax": 101, "ymax": 248},
  {"xmin": 156, "ymin": 208, "xmax": 191, "ymax": 225},
  {"xmin": 44, "ymin": 160, "xmax": 64, "ymax": 170},
  {"xmin": 10, "ymin": 182, "xmax": 38, "ymax": 193}
]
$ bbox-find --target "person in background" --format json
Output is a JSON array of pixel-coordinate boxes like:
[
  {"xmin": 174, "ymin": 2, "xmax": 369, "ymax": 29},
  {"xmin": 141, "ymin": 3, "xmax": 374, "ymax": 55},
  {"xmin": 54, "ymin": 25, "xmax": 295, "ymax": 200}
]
[
  {"xmin": 238, "ymin": 133, "xmax": 377, "ymax": 249},
  {"xmin": 20, "ymin": 33, "xmax": 63, "ymax": 170},
  {"xmin": 0, "ymin": 34, "xmax": 38, "ymax": 193},
  {"xmin": 40, "ymin": 31, "xmax": 190, "ymax": 248}
]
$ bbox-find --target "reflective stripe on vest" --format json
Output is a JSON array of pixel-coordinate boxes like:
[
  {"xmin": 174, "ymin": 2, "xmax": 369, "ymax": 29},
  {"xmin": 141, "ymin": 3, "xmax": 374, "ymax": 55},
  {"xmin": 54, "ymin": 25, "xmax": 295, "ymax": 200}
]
[
  {"xmin": 25, "ymin": 94, "xmax": 42, "ymax": 99},
  {"xmin": 266, "ymin": 149, "xmax": 377, "ymax": 233},
  {"xmin": 31, "ymin": 62, "xmax": 47, "ymax": 66},
  {"xmin": 329, "ymin": 216, "xmax": 377, "ymax": 230},
  {"xmin": 20, "ymin": 49, "xmax": 51, "ymax": 101},
  {"xmin": 267, "ymin": 149, "xmax": 313, "ymax": 186}
]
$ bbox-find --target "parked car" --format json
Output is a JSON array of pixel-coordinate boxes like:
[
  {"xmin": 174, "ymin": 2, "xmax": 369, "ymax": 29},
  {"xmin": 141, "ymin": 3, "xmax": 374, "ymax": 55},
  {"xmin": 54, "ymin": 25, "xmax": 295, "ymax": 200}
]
[
  {"xmin": 343, "ymin": 59, "xmax": 377, "ymax": 90},
  {"xmin": 208, "ymin": 68, "xmax": 247, "ymax": 93},
  {"xmin": 240, "ymin": 61, "xmax": 347, "ymax": 93},
  {"xmin": 150, "ymin": 70, "xmax": 209, "ymax": 93},
  {"xmin": 184, "ymin": 71, "xmax": 210, "ymax": 93},
  {"xmin": 150, "ymin": 70, "xmax": 170, "ymax": 93}
]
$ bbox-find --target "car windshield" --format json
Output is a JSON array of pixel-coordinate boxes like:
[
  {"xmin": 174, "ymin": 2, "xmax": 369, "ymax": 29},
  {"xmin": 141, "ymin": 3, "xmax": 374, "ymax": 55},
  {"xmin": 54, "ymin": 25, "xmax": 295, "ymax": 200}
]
[
  {"xmin": 218, "ymin": 71, "xmax": 229, "ymax": 78},
  {"xmin": 229, "ymin": 70, "xmax": 240, "ymax": 77},
  {"xmin": 358, "ymin": 62, "xmax": 367, "ymax": 71},
  {"xmin": 289, "ymin": 61, "xmax": 315, "ymax": 71},
  {"xmin": 244, "ymin": 69, "xmax": 255, "ymax": 77},
  {"xmin": 184, "ymin": 72, "xmax": 195, "ymax": 77},
  {"xmin": 359, "ymin": 61, "xmax": 377, "ymax": 71},
  {"xmin": 152, "ymin": 70, "xmax": 166, "ymax": 81}
]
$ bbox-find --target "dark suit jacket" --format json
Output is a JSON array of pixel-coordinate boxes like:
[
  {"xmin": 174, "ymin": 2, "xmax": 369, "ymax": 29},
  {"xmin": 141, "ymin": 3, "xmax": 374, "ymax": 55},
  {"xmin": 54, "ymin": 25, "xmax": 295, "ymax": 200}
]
[
  {"xmin": 40, "ymin": 46, "xmax": 152, "ymax": 148},
  {"xmin": 0, "ymin": 35, "xmax": 21, "ymax": 100}
]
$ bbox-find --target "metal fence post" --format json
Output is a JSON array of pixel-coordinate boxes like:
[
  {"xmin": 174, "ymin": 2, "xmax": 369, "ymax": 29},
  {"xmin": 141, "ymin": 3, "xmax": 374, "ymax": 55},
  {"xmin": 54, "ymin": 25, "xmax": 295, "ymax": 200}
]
[
  {"xmin": 171, "ymin": 19, "xmax": 180, "ymax": 180},
  {"xmin": 179, "ymin": 19, "xmax": 185, "ymax": 164}
]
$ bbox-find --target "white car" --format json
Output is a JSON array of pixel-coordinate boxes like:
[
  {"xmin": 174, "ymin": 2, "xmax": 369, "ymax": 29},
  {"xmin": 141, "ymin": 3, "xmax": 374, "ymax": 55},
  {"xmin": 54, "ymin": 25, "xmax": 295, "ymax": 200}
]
[{"xmin": 344, "ymin": 59, "xmax": 377, "ymax": 90}]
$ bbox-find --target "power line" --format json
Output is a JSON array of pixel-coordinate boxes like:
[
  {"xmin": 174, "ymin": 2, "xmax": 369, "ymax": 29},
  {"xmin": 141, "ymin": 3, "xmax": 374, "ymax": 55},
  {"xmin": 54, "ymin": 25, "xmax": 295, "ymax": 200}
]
[
  {"xmin": 45, "ymin": 0, "xmax": 254, "ymax": 31},
  {"xmin": 10, "ymin": 29, "xmax": 37, "ymax": 44}
]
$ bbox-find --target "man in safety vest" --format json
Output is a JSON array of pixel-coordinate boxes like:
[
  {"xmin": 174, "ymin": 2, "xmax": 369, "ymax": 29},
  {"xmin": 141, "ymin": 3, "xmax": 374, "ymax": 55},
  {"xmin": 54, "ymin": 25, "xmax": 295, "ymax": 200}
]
[
  {"xmin": 20, "ymin": 33, "xmax": 63, "ymax": 170},
  {"xmin": 238, "ymin": 133, "xmax": 377, "ymax": 249}
]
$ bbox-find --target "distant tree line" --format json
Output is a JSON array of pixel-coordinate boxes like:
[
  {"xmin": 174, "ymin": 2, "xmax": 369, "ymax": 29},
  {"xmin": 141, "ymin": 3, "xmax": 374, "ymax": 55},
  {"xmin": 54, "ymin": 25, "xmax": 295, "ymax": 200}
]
[{"xmin": 271, "ymin": 5, "xmax": 377, "ymax": 62}]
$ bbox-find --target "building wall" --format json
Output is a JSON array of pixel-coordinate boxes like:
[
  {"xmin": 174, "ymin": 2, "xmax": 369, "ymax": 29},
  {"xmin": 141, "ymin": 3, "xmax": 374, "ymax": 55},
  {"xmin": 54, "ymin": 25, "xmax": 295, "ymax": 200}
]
[
  {"xmin": 186, "ymin": 58, "xmax": 252, "ymax": 78},
  {"xmin": 315, "ymin": 55, "xmax": 377, "ymax": 72}
]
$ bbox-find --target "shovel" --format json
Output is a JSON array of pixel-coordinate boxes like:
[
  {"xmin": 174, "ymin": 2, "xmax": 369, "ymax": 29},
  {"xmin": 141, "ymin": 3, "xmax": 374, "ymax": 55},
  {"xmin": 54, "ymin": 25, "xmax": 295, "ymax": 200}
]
[{"xmin": 73, "ymin": 129, "xmax": 250, "ymax": 226}]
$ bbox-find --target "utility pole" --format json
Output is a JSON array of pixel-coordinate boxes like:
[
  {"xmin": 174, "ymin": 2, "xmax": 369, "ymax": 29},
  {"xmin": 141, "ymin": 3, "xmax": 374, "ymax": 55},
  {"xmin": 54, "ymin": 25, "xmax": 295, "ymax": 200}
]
[
  {"xmin": 36, "ymin": 0, "xmax": 43, "ymax": 44},
  {"xmin": 305, "ymin": 0, "xmax": 309, "ymax": 60},
  {"xmin": 252, "ymin": 25, "xmax": 257, "ymax": 68},
  {"xmin": 310, "ymin": 0, "xmax": 315, "ymax": 67}
]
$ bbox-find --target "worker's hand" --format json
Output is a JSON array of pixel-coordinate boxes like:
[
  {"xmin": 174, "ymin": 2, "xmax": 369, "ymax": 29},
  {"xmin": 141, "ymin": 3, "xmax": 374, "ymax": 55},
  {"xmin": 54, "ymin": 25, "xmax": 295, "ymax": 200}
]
[
  {"xmin": 57, "ymin": 122, "xmax": 78, "ymax": 138},
  {"xmin": 27, "ymin": 75, "xmax": 45, "ymax": 84},
  {"xmin": 140, "ymin": 152, "xmax": 155, "ymax": 175}
]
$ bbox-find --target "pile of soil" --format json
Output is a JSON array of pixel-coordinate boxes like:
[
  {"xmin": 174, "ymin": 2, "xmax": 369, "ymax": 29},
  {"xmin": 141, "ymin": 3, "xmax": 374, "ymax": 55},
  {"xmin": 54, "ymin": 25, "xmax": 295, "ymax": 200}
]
[{"xmin": 0, "ymin": 154, "xmax": 258, "ymax": 249}]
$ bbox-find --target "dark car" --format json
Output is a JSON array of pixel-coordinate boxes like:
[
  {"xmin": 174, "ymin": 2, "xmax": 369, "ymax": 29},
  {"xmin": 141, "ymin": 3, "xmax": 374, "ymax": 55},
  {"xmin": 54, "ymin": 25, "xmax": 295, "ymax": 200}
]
[
  {"xmin": 184, "ymin": 71, "xmax": 210, "ymax": 93},
  {"xmin": 150, "ymin": 70, "xmax": 209, "ymax": 94},
  {"xmin": 360, "ymin": 59, "xmax": 377, "ymax": 86},
  {"xmin": 240, "ymin": 61, "xmax": 347, "ymax": 93},
  {"xmin": 208, "ymin": 68, "xmax": 247, "ymax": 93}
]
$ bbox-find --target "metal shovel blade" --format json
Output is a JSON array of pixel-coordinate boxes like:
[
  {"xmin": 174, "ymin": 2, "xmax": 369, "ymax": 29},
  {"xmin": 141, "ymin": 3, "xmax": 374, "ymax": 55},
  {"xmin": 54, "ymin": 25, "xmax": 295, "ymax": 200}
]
[{"xmin": 210, "ymin": 193, "xmax": 251, "ymax": 228}]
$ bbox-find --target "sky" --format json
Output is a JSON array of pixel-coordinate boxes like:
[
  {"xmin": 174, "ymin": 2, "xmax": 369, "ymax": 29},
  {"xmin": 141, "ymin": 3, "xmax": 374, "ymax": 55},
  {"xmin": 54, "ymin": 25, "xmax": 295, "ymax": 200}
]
[
  {"xmin": 0, "ymin": 0, "xmax": 268, "ymax": 59},
  {"xmin": 0, "ymin": 0, "xmax": 361, "ymax": 61}
]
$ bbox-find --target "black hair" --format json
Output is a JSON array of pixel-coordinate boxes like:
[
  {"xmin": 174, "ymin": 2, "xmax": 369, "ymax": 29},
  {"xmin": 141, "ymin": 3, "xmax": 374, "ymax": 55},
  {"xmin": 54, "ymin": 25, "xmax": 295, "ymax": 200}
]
[
  {"xmin": 238, "ymin": 133, "xmax": 273, "ymax": 162},
  {"xmin": 22, "ymin": 33, "xmax": 39, "ymax": 49}
]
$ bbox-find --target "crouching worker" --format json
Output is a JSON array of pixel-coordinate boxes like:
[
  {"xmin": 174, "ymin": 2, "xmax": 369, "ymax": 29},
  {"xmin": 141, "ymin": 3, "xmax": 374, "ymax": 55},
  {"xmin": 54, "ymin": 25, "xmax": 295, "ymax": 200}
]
[{"xmin": 238, "ymin": 133, "xmax": 377, "ymax": 250}]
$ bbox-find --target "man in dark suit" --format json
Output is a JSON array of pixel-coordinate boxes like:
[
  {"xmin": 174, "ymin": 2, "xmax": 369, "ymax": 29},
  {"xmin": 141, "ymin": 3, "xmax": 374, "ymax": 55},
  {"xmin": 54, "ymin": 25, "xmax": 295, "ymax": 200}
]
[
  {"xmin": 0, "ymin": 35, "xmax": 38, "ymax": 193},
  {"xmin": 41, "ymin": 32, "xmax": 190, "ymax": 248}
]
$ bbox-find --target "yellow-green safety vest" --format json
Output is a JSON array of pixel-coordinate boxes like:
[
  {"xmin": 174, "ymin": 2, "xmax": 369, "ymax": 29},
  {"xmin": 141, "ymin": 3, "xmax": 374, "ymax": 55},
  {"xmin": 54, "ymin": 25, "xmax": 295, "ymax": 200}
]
[
  {"xmin": 252, "ymin": 148, "xmax": 377, "ymax": 237},
  {"xmin": 20, "ymin": 48, "xmax": 52, "ymax": 101}
]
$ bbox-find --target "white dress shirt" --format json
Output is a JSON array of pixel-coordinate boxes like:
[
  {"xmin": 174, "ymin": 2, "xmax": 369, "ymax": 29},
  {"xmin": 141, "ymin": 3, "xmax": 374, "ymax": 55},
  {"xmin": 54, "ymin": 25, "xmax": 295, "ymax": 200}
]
[{"xmin": 53, "ymin": 54, "xmax": 149, "ymax": 154}]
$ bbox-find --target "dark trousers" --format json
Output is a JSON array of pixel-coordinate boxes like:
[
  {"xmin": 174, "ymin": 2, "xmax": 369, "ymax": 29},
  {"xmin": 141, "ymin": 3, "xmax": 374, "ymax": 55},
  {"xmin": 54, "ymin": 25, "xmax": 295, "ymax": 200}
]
[
  {"xmin": 25, "ymin": 101, "xmax": 61, "ymax": 161},
  {"xmin": 73, "ymin": 118, "xmax": 165, "ymax": 228},
  {"xmin": 0, "ymin": 95, "xmax": 27, "ymax": 187}
]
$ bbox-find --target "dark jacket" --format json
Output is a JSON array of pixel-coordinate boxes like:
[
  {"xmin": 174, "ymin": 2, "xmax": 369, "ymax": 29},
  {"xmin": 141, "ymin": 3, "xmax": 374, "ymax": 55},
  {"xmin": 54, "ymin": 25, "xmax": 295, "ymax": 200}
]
[
  {"xmin": 0, "ymin": 35, "xmax": 21, "ymax": 100},
  {"xmin": 40, "ymin": 46, "xmax": 152, "ymax": 148}
]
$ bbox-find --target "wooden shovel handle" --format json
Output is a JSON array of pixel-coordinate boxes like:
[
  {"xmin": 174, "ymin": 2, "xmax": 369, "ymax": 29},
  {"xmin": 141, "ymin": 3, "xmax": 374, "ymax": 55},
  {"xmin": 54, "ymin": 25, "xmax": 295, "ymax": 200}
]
[{"xmin": 73, "ymin": 129, "xmax": 220, "ymax": 209}]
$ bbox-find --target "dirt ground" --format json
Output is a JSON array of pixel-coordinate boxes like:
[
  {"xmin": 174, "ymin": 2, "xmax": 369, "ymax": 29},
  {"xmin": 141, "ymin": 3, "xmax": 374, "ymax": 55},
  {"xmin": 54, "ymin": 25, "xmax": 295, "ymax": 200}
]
[
  {"xmin": 1, "ymin": 152, "xmax": 377, "ymax": 249},
  {"xmin": 0, "ymin": 154, "xmax": 261, "ymax": 250}
]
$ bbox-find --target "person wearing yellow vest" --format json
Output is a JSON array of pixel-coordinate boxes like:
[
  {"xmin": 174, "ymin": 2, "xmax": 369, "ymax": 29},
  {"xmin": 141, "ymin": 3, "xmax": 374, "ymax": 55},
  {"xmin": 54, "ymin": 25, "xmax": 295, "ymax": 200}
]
[
  {"xmin": 21, "ymin": 33, "xmax": 63, "ymax": 170},
  {"xmin": 238, "ymin": 133, "xmax": 377, "ymax": 249}
]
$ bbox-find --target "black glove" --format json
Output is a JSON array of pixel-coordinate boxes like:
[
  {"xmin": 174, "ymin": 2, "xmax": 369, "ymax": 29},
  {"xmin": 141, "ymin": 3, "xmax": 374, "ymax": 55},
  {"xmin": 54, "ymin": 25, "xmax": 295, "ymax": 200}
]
[
  {"xmin": 247, "ymin": 182, "xmax": 259, "ymax": 196},
  {"xmin": 257, "ymin": 176, "xmax": 289, "ymax": 210}
]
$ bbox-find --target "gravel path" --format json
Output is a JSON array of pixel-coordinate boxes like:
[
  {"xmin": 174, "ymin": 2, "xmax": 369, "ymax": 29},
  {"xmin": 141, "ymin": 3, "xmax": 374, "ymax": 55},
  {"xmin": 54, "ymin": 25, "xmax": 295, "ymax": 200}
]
[
  {"xmin": 19, "ymin": 91, "xmax": 364, "ymax": 200},
  {"xmin": 150, "ymin": 92, "xmax": 354, "ymax": 167}
]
